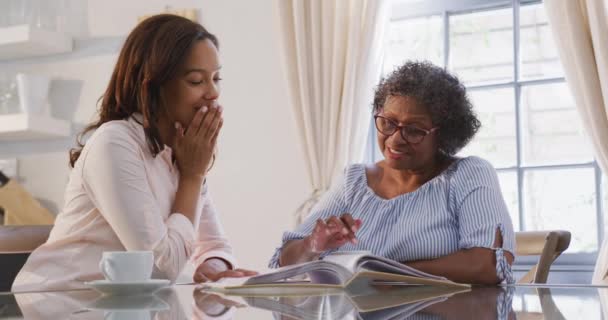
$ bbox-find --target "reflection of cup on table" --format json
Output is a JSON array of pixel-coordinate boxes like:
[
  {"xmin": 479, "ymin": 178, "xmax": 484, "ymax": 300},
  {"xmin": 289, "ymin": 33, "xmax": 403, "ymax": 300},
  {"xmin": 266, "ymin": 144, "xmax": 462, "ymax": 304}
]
[
  {"xmin": 105, "ymin": 310, "xmax": 152, "ymax": 320},
  {"xmin": 99, "ymin": 251, "xmax": 154, "ymax": 282},
  {"xmin": 16, "ymin": 73, "xmax": 51, "ymax": 115},
  {"xmin": 89, "ymin": 294, "xmax": 169, "ymax": 320}
]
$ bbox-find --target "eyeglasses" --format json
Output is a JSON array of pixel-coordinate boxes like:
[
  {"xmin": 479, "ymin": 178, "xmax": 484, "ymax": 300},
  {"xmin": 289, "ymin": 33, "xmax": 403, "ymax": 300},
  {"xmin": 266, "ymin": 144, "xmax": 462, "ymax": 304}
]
[{"xmin": 374, "ymin": 115, "xmax": 438, "ymax": 144}]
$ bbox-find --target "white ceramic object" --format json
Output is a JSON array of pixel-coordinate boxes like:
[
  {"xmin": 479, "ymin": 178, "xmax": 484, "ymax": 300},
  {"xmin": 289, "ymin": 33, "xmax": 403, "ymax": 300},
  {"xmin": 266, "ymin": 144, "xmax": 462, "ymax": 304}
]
[
  {"xmin": 84, "ymin": 279, "xmax": 170, "ymax": 296},
  {"xmin": 16, "ymin": 73, "xmax": 51, "ymax": 115},
  {"xmin": 99, "ymin": 251, "xmax": 154, "ymax": 282}
]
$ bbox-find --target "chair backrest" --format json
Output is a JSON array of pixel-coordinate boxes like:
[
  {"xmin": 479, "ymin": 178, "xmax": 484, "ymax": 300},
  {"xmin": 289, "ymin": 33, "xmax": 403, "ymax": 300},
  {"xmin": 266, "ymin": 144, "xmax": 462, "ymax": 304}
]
[
  {"xmin": 515, "ymin": 230, "xmax": 571, "ymax": 284},
  {"xmin": 0, "ymin": 225, "xmax": 52, "ymax": 292},
  {"xmin": 0, "ymin": 225, "xmax": 52, "ymax": 253}
]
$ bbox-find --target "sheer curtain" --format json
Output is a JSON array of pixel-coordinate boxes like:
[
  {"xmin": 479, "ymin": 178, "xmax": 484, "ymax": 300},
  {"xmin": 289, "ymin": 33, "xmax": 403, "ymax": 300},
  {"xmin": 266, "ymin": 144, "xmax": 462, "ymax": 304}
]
[
  {"xmin": 275, "ymin": 0, "xmax": 390, "ymax": 224},
  {"xmin": 544, "ymin": 0, "xmax": 608, "ymax": 283}
]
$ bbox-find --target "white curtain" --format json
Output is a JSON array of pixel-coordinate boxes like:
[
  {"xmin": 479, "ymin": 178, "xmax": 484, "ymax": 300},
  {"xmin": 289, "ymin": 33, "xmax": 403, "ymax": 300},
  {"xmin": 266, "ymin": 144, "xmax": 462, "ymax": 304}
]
[
  {"xmin": 275, "ymin": 0, "xmax": 390, "ymax": 224},
  {"xmin": 544, "ymin": 0, "xmax": 608, "ymax": 283}
]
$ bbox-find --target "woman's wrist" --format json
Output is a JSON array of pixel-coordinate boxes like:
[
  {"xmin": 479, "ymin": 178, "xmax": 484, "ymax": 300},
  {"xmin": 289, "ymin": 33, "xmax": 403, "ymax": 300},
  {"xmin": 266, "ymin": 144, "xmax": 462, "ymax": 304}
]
[
  {"xmin": 203, "ymin": 258, "xmax": 231, "ymax": 273},
  {"xmin": 172, "ymin": 174, "xmax": 204, "ymax": 223},
  {"xmin": 179, "ymin": 173, "xmax": 205, "ymax": 184}
]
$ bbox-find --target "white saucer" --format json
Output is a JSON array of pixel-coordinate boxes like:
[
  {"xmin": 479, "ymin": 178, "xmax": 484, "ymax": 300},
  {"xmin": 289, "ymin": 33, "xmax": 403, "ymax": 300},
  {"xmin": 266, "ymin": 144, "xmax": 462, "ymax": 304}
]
[{"xmin": 85, "ymin": 279, "xmax": 171, "ymax": 296}]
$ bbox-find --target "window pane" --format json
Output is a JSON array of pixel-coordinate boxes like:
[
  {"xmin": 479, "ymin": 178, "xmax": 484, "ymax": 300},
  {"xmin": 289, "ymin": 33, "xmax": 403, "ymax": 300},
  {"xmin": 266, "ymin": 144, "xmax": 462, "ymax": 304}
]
[
  {"xmin": 519, "ymin": 3, "xmax": 563, "ymax": 80},
  {"xmin": 520, "ymin": 82, "xmax": 593, "ymax": 165},
  {"xmin": 384, "ymin": 15, "xmax": 443, "ymax": 75},
  {"xmin": 449, "ymin": 8, "xmax": 513, "ymax": 84},
  {"xmin": 523, "ymin": 168, "xmax": 597, "ymax": 253},
  {"xmin": 459, "ymin": 88, "xmax": 516, "ymax": 168},
  {"xmin": 497, "ymin": 170, "xmax": 520, "ymax": 231}
]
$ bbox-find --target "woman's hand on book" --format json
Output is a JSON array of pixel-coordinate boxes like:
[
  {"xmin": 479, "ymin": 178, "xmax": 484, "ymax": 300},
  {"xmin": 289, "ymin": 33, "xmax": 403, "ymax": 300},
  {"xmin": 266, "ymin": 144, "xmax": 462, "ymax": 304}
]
[
  {"xmin": 305, "ymin": 214, "xmax": 362, "ymax": 253},
  {"xmin": 194, "ymin": 258, "xmax": 258, "ymax": 282},
  {"xmin": 195, "ymin": 268, "xmax": 258, "ymax": 282}
]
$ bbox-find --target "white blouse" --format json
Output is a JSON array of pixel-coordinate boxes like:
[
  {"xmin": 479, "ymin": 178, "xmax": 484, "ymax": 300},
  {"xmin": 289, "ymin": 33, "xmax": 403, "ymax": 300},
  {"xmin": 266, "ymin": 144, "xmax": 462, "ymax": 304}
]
[{"xmin": 13, "ymin": 114, "xmax": 235, "ymax": 292}]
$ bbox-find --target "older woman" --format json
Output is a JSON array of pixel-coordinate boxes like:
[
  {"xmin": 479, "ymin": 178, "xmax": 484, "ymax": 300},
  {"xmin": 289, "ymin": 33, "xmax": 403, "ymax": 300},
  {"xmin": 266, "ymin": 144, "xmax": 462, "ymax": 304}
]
[{"xmin": 269, "ymin": 61, "xmax": 515, "ymax": 285}]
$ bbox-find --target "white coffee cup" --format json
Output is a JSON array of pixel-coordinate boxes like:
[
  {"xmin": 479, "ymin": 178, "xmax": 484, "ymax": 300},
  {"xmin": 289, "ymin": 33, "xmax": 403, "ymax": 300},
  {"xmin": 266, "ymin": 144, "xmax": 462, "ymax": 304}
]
[{"xmin": 99, "ymin": 251, "xmax": 154, "ymax": 282}]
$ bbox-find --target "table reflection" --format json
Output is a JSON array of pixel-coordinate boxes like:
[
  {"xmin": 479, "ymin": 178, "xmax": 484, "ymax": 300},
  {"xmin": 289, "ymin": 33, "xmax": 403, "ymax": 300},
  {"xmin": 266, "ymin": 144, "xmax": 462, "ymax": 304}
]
[
  {"xmin": 189, "ymin": 287, "xmax": 512, "ymax": 320},
  {"xmin": 2, "ymin": 284, "xmax": 608, "ymax": 319},
  {"xmin": 8, "ymin": 287, "xmax": 186, "ymax": 319}
]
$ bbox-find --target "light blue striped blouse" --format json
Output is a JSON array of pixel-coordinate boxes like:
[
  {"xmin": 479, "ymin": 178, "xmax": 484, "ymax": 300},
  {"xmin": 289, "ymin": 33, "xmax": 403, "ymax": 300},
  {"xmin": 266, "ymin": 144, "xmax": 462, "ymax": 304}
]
[{"xmin": 268, "ymin": 156, "xmax": 516, "ymax": 283}]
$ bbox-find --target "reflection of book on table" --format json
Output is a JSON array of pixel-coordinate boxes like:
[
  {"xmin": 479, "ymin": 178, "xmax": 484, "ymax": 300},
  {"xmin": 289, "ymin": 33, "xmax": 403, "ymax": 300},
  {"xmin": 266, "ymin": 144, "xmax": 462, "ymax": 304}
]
[
  {"xmin": 198, "ymin": 252, "xmax": 469, "ymax": 297},
  {"xmin": 237, "ymin": 285, "xmax": 467, "ymax": 320}
]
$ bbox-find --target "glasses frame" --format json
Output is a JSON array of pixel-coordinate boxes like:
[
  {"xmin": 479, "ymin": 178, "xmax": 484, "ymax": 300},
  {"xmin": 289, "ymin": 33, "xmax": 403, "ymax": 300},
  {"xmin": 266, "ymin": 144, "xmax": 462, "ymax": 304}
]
[{"xmin": 374, "ymin": 115, "xmax": 439, "ymax": 144}]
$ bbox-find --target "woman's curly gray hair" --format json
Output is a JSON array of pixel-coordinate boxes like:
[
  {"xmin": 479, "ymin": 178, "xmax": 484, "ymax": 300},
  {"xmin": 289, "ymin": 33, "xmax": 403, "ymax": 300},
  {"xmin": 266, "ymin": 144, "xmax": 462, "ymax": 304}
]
[{"xmin": 373, "ymin": 61, "xmax": 481, "ymax": 156}]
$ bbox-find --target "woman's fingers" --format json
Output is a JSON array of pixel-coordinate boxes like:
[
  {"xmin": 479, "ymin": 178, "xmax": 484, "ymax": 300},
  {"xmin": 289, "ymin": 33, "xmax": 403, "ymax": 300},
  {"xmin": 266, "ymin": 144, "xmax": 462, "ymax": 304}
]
[
  {"xmin": 193, "ymin": 271, "xmax": 209, "ymax": 283},
  {"xmin": 310, "ymin": 215, "xmax": 364, "ymax": 252},
  {"xmin": 328, "ymin": 232, "xmax": 349, "ymax": 247},
  {"xmin": 189, "ymin": 106, "xmax": 208, "ymax": 137},
  {"xmin": 210, "ymin": 118, "xmax": 223, "ymax": 145},
  {"xmin": 340, "ymin": 214, "xmax": 358, "ymax": 232},
  {"xmin": 194, "ymin": 269, "xmax": 258, "ymax": 283},
  {"xmin": 173, "ymin": 122, "xmax": 184, "ymax": 144},
  {"xmin": 206, "ymin": 105, "xmax": 223, "ymax": 142},
  {"xmin": 216, "ymin": 269, "xmax": 255, "ymax": 280},
  {"xmin": 234, "ymin": 268, "xmax": 258, "ymax": 276},
  {"xmin": 198, "ymin": 105, "xmax": 221, "ymax": 138},
  {"xmin": 314, "ymin": 218, "xmax": 334, "ymax": 236},
  {"xmin": 340, "ymin": 214, "xmax": 359, "ymax": 244},
  {"xmin": 327, "ymin": 216, "xmax": 348, "ymax": 236}
]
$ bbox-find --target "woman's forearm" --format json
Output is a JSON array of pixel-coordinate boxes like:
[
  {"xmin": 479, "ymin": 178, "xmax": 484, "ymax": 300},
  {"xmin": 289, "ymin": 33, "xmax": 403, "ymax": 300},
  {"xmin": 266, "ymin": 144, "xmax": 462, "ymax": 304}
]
[
  {"xmin": 278, "ymin": 238, "xmax": 322, "ymax": 267},
  {"xmin": 405, "ymin": 248, "xmax": 512, "ymax": 285},
  {"xmin": 171, "ymin": 175, "xmax": 204, "ymax": 224}
]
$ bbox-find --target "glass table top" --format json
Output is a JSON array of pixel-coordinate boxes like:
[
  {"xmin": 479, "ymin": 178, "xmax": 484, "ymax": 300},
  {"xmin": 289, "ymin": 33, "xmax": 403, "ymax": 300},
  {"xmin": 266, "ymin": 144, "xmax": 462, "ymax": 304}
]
[{"xmin": 0, "ymin": 284, "xmax": 606, "ymax": 319}]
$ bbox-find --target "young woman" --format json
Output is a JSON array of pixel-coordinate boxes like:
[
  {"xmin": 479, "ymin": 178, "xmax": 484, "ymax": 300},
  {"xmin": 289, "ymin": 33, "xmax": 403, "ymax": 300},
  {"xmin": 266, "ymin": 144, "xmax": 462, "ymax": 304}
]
[{"xmin": 13, "ymin": 14, "xmax": 255, "ymax": 292}]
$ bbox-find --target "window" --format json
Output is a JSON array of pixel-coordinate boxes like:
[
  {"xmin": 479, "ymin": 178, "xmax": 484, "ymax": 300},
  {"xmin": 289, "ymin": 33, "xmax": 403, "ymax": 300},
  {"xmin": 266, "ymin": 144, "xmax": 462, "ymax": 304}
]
[{"xmin": 368, "ymin": 0, "xmax": 605, "ymax": 267}]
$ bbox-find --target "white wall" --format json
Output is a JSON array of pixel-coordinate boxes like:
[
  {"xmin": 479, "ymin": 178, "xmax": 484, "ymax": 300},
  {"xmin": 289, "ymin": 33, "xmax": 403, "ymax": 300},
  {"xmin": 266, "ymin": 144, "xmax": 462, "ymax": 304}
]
[{"xmin": 1, "ymin": 0, "xmax": 310, "ymax": 271}]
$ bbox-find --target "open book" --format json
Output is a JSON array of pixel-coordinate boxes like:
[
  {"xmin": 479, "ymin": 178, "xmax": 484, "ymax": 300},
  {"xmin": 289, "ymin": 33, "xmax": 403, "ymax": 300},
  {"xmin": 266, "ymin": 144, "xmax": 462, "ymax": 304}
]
[{"xmin": 199, "ymin": 251, "xmax": 469, "ymax": 296}]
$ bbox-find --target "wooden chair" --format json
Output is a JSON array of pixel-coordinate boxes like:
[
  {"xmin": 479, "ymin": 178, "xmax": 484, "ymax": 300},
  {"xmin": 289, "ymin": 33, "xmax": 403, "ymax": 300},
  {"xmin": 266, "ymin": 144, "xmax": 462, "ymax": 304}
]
[
  {"xmin": 515, "ymin": 230, "xmax": 571, "ymax": 283},
  {"xmin": 0, "ymin": 225, "xmax": 52, "ymax": 292}
]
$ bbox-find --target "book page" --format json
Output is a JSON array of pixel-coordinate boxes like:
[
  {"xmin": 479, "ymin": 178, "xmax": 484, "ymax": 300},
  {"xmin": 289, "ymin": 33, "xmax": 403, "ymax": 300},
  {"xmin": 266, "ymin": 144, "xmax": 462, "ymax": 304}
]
[
  {"xmin": 200, "ymin": 284, "xmax": 344, "ymax": 297},
  {"xmin": 322, "ymin": 251, "xmax": 372, "ymax": 272},
  {"xmin": 246, "ymin": 260, "xmax": 352, "ymax": 285},
  {"xmin": 356, "ymin": 255, "xmax": 445, "ymax": 280},
  {"xmin": 349, "ymin": 271, "xmax": 469, "ymax": 289},
  {"xmin": 198, "ymin": 260, "xmax": 354, "ymax": 291}
]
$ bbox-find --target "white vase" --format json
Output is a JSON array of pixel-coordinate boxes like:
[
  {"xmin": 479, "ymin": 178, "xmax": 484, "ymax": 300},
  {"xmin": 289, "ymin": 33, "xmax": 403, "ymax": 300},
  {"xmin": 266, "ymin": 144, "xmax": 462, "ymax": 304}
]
[{"xmin": 16, "ymin": 73, "xmax": 51, "ymax": 115}]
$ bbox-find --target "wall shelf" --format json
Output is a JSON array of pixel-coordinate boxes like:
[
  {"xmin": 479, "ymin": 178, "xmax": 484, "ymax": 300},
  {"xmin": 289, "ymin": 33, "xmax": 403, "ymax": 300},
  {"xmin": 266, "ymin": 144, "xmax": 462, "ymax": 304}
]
[
  {"xmin": 0, "ymin": 114, "xmax": 71, "ymax": 141},
  {"xmin": 0, "ymin": 24, "xmax": 73, "ymax": 60}
]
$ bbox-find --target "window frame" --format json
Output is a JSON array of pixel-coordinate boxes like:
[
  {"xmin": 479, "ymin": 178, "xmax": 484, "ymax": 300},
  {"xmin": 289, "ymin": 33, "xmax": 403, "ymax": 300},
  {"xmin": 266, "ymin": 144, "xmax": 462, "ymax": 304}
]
[{"xmin": 371, "ymin": 0, "xmax": 605, "ymax": 268}]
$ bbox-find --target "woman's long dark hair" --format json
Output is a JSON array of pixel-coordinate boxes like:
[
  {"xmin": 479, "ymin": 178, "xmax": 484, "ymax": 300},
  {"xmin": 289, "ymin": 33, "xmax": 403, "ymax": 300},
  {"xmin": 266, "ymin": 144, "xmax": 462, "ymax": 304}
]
[{"xmin": 69, "ymin": 14, "xmax": 219, "ymax": 167}]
